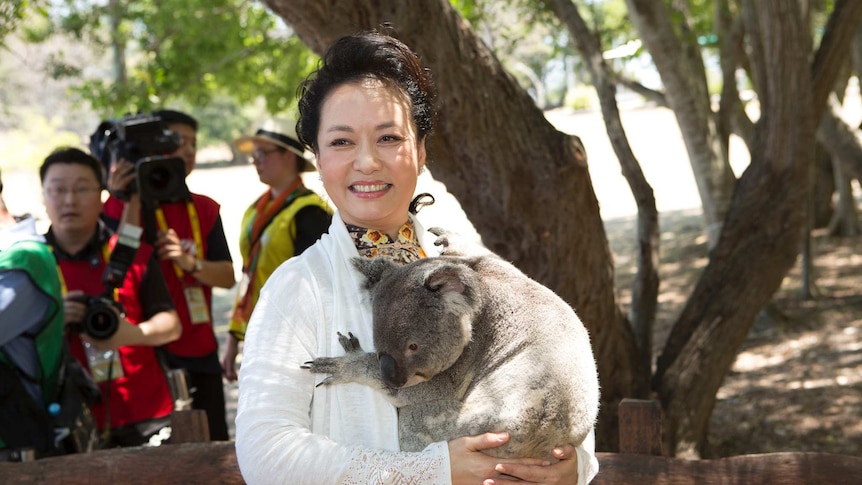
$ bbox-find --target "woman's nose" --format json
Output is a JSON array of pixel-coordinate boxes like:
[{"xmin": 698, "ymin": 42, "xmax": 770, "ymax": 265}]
[{"xmin": 354, "ymin": 143, "xmax": 380, "ymax": 173}]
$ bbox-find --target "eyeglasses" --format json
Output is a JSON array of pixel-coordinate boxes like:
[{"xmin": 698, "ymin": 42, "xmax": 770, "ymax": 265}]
[
  {"xmin": 251, "ymin": 147, "xmax": 283, "ymax": 161},
  {"xmin": 44, "ymin": 186, "xmax": 102, "ymax": 199}
]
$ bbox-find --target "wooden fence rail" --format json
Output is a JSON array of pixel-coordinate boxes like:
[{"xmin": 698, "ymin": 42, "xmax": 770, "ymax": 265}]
[{"xmin": 2, "ymin": 399, "xmax": 860, "ymax": 484}]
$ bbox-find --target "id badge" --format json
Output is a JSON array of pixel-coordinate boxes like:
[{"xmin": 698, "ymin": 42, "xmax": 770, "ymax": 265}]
[
  {"xmin": 184, "ymin": 285, "xmax": 211, "ymax": 324},
  {"xmin": 84, "ymin": 342, "xmax": 124, "ymax": 384}
]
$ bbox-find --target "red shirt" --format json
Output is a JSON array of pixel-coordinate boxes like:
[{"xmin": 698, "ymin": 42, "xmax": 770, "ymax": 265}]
[
  {"xmin": 104, "ymin": 194, "xmax": 221, "ymax": 357},
  {"xmin": 54, "ymin": 232, "xmax": 174, "ymax": 430}
]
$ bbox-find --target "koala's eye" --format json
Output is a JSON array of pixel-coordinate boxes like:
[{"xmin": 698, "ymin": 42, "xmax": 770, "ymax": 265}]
[{"xmin": 408, "ymin": 343, "xmax": 419, "ymax": 352}]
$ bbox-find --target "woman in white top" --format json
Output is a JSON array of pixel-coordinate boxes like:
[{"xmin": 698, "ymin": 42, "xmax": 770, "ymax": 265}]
[{"xmin": 234, "ymin": 31, "xmax": 599, "ymax": 484}]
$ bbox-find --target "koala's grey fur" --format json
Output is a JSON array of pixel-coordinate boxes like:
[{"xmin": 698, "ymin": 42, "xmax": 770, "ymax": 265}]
[{"xmin": 304, "ymin": 229, "xmax": 599, "ymax": 460}]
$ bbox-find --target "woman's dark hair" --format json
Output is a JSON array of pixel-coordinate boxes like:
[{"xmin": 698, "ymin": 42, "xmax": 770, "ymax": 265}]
[
  {"xmin": 40, "ymin": 147, "xmax": 106, "ymax": 188},
  {"xmin": 296, "ymin": 31, "xmax": 436, "ymax": 152}
]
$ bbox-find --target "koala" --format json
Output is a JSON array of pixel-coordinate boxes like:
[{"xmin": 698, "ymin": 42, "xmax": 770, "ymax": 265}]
[{"xmin": 304, "ymin": 230, "xmax": 599, "ymax": 460}]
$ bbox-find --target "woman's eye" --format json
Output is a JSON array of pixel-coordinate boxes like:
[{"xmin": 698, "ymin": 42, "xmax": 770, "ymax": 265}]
[
  {"xmin": 329, "ymin": 138, "xmax": 350, "ymax": 147},
  {"xmin": 379, "ymin": 135, "xmax": 402, "ymax": 143}
]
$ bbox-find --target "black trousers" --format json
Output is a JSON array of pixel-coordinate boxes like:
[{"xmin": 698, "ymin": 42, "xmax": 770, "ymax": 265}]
[{"xmin": 186, "ymin": 369, "xmax": 229, "ymax": 441}]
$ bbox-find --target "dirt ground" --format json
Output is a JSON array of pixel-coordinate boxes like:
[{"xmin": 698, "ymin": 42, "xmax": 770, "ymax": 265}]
[{"xmin": 605, "ymin": 210, "xmax": 862, "ymax": 458}]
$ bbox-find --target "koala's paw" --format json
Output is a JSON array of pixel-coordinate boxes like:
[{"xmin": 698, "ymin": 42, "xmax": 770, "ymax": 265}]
[
  {"xmin": 431, "ymin": 226, "xmax": 493, "ymax": 258},
  {"xmin": 301, "ymin": 333, "xmax": 377, "ymax": 388},
  {"xmin": 337, "ymin": 331, "xmax": 364, "ymax": 353},
  {"xmin": 301, "ymin": 356, "xmax": 343, "ymax": 382},
  {"xmin": 429, "ymin": 227, "xmax": 464, "ymax": 256}
]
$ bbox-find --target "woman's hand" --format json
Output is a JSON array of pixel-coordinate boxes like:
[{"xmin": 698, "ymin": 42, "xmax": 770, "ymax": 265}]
[
  {"xmin": 490, "ymin": 445, "xmax": 579, "ymax": 485},
  {"xmin": 448, "ymin": 432, "xmax": 550, "ymax": 485}
]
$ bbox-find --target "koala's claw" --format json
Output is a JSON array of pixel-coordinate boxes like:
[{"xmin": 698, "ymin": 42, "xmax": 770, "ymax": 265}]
[
  {"xmin": 337, "ymin": 331, "xmax": 363, "ymax": 353},
  {"xmin": 429, "ymin": 227, "xmax": 451, "ymax": 248}
]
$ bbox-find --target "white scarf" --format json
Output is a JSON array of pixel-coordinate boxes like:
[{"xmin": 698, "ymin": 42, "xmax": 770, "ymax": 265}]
[{"xmin": 307, "ymin": 211, "xmax": 441, "ymax": 449}]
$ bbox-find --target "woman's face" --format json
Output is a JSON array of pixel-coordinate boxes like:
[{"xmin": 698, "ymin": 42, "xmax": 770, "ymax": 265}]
[
  {"xmin": 316, "ymin": 78, "xmax": 426, "ymax": 235},
  {"xmin": 252, "ymin": 141, "xmax": 298, "ymax": 192}
]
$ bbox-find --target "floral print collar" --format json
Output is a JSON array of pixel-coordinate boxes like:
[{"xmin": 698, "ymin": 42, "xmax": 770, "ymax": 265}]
[{"xmin": 346, "ymin": 220, "xmax": 426, "ymax": 265}]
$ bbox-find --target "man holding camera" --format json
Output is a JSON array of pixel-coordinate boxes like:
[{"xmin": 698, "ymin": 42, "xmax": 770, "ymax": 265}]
[
  {"xmin": 102, "ymin": 110, "xmax": 235, "ymax": 441},
  {"xmin": 41, "ymin": 147, "xmax": 182, "ymax": 447}
]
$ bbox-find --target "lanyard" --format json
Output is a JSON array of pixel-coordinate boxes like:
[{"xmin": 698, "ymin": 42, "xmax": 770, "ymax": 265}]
[
  {"xmin": 56, "ymin": 243, "xmax": 120, "ymax": 301},
  {"xmin": 245, "ymin": 179, "xmax": 303, "ymax": 260},
  {"xmin": 154, "ymin": 200, "xmax": 203, "ymax": 279},
  {"xmin": 234, "ymin": 180, "xmax": 304, "ymax": 321}
]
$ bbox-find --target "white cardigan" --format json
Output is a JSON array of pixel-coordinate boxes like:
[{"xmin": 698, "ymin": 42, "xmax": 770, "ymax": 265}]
[{"xmin": 235, "ymin": 211, "xmax": 598, "ymax": 484}]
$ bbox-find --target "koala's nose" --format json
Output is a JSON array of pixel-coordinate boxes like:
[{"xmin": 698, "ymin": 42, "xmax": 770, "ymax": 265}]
[{"xmin": 378, "ymin": 353, "xmax": 405, "ymax": 388}]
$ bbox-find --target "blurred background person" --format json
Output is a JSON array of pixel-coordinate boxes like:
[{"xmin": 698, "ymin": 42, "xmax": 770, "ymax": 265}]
[
  {"xmin": 103, "ymin": 110, "xmax": 235, "ymax": 441},
  {"xmin": 41, "ymin": 147, "xmax": 181, "ymax": 447},
  {"xmin": 222, "ymin": 120, "xmax": 332, "ymax": 382}
]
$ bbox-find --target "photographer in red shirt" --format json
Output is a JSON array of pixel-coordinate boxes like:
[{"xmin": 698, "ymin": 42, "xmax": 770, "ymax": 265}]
[
  {"xmin": 103, "ymin": 110, "xmax": 235, "ymax": 440},
  {"xmin": 41, "ymin": 147, "xmax": 181, "ymax": 447}
]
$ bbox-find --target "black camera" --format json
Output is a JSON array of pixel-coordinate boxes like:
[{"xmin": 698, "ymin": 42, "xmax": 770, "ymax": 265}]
[
  {"xmin": 68, "ymin": 225, "xmax": 142, "ymax": 340},
  {"xmin": 89, "ymin": 113, "xmax": 190, "ymax": 203},
  {"xmin": 68, "ymin": 295, "xmax": 124, "ymax": 341}
]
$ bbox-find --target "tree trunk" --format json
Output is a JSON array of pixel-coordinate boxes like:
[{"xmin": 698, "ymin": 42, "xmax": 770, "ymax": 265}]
[
  {"xmin": 551, "ymin": 0, "xmax": 659, "ymax": 378},
  {"xmin": 828, "ymin": 154, "xmax": 860, "ymax": 236},
  {"xmin": 262, "ymin": 0, "xmax": 646, "ymax": 450},
  {"xmin": 108, "ymin": 0, "xmax": 127, "ymax": 86},
  {"xmin": 812, "ymin": 145, "xmax": 836, "ymax": 229},
  {"xmin": 625, "ymin": 0, "xmax": 737, "ymax": 247},
  {"xmin": 653, "ymin": 0, "xmax": 862, "ymax": 457}
]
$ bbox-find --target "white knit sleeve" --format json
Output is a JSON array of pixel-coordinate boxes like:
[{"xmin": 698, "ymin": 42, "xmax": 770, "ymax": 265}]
[
  {"xmin": 577, "ymin": 428, "xmax": 600, "ymax": 484},
  {"xmin": 342, "ymin": 441, "xmax": 450, "ymax": 484}
]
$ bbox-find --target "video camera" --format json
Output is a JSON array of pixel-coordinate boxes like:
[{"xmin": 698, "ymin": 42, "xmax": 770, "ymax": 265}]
[
  {"xmin": 68, "ymin": 225, "xmax": 142, "ymax": 340},
  {"xmin": 89, "ymin": 113, "xmax": 190, "ymax": 203}
]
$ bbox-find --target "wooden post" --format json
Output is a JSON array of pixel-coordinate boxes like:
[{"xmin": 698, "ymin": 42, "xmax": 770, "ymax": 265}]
[
  {"xmin": 170, "ymin": 409, "xmax": 210, "ymax": 444},
  {"xmin": 617, "ymin": 398, "xmax": 663, "ymax": 456}
]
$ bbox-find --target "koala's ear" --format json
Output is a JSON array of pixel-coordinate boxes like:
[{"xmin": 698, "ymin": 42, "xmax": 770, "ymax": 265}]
[
  {"xmin": 424, "ymin": 265, "xmax": 467, "ymax": 294},
  {"xmin": 352, "ymin": 257, "xmax": 397, "ymax": 289}
]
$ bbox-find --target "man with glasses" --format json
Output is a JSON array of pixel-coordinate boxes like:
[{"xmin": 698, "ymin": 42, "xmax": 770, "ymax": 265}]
[
  {"xmin": 221, "ymin": 119, "xmax": 331, "ymax": 382},
  {"xmin": 40, "ymin": 147, "xmax": 181, "ymax": 447}
]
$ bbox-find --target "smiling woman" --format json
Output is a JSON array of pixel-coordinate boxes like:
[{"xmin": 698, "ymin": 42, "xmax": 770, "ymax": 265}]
[{"xmin": 233, "ymin": 31, "xmax": 598, "ymax": 485}]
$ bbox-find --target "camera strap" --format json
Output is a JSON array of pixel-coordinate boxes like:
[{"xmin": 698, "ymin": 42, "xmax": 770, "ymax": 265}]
[{"xmin": 55, "ymin": 244, "xmax": 120, "ymax": 303}]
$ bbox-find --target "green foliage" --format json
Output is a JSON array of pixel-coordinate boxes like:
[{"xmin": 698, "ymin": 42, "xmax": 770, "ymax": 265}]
[
  {"xmin": 34, "ymin": 0, "xmax": 317, "ymax": 121},
  {"xmin": 0, "ymin": 0, "xmax": 48, "ymax": 46}
]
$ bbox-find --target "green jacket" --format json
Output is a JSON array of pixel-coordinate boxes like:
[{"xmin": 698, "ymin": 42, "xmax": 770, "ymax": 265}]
[{"xmin": 0, "ymin": 240, "xmax": 64, "ymax": 449}]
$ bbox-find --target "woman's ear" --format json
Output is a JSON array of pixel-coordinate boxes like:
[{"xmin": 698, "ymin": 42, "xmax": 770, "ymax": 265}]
[{"xmin": 417, "ymin": 135, "xmax": 427, "ymax": 173}]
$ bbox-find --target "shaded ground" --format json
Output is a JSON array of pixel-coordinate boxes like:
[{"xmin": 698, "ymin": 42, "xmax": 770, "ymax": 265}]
[{"xmin": 606, "ymin": 210, "xmax": 862, "ymax": 458}]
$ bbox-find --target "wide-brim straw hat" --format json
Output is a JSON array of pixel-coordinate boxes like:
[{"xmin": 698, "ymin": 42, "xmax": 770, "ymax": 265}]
[{"xmin": 233, "ymin": 118, "xmax": 316, "ymax": 172}]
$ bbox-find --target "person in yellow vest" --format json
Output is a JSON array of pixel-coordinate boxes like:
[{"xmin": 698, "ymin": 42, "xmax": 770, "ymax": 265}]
[{"xmin": 222, "ymin": 120, "xmax": 332, "ymax": 381}]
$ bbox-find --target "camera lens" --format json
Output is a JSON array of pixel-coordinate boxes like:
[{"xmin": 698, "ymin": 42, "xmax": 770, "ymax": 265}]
[
  {"xmin": 84, "ymin": 299, "xmax": 120, "ymax": 340},
  {"xmin": 147, "ymin": 166, "xmax": 172, "ymax": 190}
]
